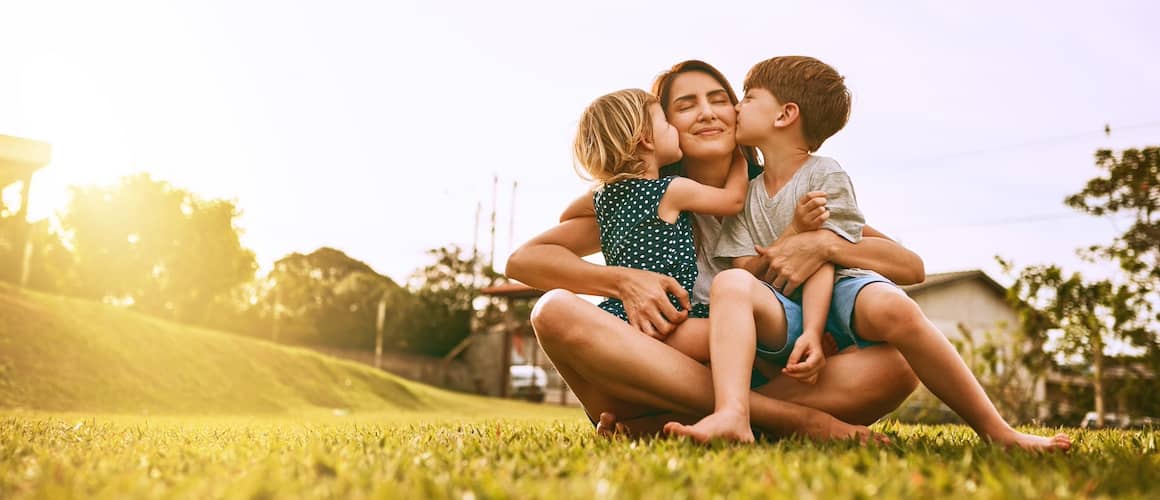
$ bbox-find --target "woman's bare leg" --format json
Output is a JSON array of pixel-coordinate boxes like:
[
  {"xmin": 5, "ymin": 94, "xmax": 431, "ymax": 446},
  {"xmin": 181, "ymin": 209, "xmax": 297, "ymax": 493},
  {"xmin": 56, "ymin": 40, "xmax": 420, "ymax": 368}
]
[{"xmin": 530, "ymin": 289, "xmax": 871, "ymax": 440}]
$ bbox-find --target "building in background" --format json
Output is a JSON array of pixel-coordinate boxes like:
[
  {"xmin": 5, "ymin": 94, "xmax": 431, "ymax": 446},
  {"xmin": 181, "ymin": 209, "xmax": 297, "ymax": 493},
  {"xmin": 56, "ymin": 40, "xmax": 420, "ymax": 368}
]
[{"xmin": 0, "ymin": 134, "xmax": 51, "ymax": 287}]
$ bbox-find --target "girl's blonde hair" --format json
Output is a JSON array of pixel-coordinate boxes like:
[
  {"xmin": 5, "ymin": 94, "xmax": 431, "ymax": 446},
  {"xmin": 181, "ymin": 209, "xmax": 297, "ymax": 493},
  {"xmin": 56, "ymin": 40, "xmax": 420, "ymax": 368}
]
[{"xmin": 573, "ymin": 89, "xmax": 657, "ymax": 185}]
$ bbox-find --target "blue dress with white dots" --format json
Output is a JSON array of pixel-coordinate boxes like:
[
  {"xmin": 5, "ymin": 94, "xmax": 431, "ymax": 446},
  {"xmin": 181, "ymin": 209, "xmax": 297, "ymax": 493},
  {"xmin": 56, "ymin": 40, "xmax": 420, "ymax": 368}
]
[{"xmin": 594, "ymin": 176, "xmax": 710, "ymax": 322}]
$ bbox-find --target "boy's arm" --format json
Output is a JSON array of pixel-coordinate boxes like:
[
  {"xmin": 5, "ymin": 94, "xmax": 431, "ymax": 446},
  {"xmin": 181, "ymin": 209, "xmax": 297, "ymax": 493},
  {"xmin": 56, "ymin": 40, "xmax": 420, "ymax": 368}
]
[
  {"xmin": 800, "ymin": 263, "xmax": 833, "ymax": 340},
  {"xmin": 659, "ymin": 153, "xmax": 747, "ymax": 217},
  {"xmin": 782, "ymin": 263, "xmax": 833, "ymax": 384},
  {"xmin": 757, "ymin": 228, "xmax": 925, "ymax": 295}
]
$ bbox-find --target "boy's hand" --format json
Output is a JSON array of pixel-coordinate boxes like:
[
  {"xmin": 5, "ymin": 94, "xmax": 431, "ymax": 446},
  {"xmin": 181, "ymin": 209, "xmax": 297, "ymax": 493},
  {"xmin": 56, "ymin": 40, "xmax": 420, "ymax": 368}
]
[
  {"xmin": 782, "ymin": 332, "xmax": 826, "ymax": 384},
  {"xmin": 792, "ymin": 191, "xmax": 829, "ymax": 233}
]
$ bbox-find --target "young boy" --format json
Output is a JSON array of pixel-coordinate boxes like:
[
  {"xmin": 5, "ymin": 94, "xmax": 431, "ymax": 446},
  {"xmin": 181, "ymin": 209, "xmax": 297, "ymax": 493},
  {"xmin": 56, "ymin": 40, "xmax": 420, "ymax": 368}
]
[{"xmin": 665, "ymin": 56, "xmax": 1071, "ymax": 452}]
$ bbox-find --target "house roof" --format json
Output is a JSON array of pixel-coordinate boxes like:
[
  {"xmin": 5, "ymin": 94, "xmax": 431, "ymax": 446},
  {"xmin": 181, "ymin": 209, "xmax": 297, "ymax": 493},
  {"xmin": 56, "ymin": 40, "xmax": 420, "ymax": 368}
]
[
  {"xmin": 901, "ymin": 269, "xmax": 1008, "ymax": 298},
  {"xmin": 0, "ymin": 134, "xmax": 52, "ymax": 188}
]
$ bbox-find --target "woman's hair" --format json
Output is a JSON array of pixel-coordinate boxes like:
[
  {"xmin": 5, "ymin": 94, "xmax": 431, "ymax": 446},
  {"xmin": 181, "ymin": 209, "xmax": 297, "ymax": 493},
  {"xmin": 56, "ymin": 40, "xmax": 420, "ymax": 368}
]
[
  {"xmin": 651, "ymin": 60, "xmax": 759, "ymax": 167},
  {"xmin": 572, "ymin": 88, "xmax": 658, "ymax": 185}
]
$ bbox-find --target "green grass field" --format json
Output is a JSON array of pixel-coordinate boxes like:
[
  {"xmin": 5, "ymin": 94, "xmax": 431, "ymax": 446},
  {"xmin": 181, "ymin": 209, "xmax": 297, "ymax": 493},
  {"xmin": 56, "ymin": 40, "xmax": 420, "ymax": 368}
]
[{"xmin": 2, "ymin": 285, "xmax": 1158, "ymax": 499}]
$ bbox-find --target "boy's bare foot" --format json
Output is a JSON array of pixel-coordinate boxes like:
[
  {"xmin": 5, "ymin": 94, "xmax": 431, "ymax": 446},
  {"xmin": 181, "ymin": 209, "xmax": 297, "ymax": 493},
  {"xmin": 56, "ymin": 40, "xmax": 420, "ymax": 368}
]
[
  {"xmin": 662, "ymin": 409, "xmax": 755, "ymax": 444},
  {"xmin": 992, "ymin": 430, "xmax": 1072, "ymax": 453}
]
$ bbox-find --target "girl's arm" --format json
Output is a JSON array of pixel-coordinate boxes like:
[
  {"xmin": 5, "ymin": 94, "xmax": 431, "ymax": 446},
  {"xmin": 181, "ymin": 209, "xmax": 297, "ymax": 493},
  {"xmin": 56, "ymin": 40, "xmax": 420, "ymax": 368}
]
[{"xmin": 658, "ymin": 153, "xmax": 747, "ymax": 220}]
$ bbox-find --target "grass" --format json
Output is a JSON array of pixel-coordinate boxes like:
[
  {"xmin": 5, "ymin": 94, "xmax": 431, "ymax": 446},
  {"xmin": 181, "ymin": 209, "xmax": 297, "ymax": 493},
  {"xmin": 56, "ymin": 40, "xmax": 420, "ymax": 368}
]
[
  {"xmin": 1, "ymin": 285, "xmax": 1158, "ymax": 498},
  {"xmin": 0, "ymin": 283, "xmax": 499, "ymax": 415},
  {"xmin": 1, "ymin": 412, "xmax": 1157, "ymax": 499}
]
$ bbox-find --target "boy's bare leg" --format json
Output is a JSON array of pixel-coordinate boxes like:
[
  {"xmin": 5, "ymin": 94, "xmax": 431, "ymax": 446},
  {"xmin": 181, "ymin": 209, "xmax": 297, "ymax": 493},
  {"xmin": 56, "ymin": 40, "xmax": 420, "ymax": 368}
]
[
  {"xmin": 531, "ymin": 289, "xmax": 872, "ymax": 441},
  {"xmin": 853, "ymin": 284, "xmax": 1071, "ymax": 452},
  {"xmin": 664, "ymin": 269, "xmax": 790, "ymax": 443}
]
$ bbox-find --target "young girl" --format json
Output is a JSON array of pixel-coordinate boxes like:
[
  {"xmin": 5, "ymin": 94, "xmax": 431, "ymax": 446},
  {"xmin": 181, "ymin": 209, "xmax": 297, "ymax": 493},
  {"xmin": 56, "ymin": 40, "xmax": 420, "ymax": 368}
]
[{"xmin": 572, "ymin": 88, "xmax": 747, "ymax": 359}]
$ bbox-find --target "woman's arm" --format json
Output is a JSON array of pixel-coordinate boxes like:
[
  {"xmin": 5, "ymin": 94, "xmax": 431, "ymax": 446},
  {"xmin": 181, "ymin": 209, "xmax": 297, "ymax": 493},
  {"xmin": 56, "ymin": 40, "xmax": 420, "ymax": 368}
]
[
  {"xmin": 756, "ymin": 225, "xmax": 925, "ymax": 296},
  {"xmin": 506, "ymin": 193, "xmax": 691, "ymax": 338}
]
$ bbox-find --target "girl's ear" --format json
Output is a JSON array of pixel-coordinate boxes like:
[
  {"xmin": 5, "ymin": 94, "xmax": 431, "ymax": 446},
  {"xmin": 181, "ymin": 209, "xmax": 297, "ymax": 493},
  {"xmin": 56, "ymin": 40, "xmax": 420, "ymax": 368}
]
[
  {"xmin": 775, "ymin": 102, "xmax": 800, "ymax": 128},
  {"xmin": 638, "ymin": 130, "xmax": 656, "ymax": 152}
]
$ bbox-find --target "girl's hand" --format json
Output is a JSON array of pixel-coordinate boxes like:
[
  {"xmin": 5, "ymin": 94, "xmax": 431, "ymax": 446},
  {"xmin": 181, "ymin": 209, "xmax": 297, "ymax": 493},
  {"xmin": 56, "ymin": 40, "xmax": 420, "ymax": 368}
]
[
  {"xmin": 792, "ymin": 191, "xmax": 829, "ymax": 233},
  {"xmin": 782, "ymin": 333, "xmax": 826, "ymax": 384},
  {"xmin": 616, "ymin": 267, "xmax": 690, "ymax": 339}
]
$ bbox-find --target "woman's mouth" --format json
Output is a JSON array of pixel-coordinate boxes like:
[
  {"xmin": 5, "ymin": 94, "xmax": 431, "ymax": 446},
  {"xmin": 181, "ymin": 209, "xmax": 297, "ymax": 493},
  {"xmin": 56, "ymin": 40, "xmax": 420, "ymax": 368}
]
[{"xmin": 694, "ymin": 128, "xmax": 724, "ymax": 136}]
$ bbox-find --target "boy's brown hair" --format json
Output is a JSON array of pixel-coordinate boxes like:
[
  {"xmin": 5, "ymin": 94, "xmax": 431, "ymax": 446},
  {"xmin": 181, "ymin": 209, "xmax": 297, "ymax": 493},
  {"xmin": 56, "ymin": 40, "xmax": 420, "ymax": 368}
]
[{"xmin": 744, "ymin": 56, "xmax": 851, "ymax": 152}]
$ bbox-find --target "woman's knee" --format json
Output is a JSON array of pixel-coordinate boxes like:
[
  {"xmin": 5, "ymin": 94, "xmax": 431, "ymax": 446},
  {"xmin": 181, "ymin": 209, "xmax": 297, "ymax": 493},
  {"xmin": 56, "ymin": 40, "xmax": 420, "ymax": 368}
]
[{"xmin": 529, "ymin": 289, "xmax": 593, "ymax": 347}]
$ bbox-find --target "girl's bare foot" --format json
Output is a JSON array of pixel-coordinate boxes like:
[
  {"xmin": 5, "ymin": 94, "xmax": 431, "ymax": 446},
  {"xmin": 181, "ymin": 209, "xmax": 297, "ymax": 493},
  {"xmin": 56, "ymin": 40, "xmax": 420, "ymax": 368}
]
[{"xmin": 663, "ymin": 409, "xmax": 755, "ymax": 444}]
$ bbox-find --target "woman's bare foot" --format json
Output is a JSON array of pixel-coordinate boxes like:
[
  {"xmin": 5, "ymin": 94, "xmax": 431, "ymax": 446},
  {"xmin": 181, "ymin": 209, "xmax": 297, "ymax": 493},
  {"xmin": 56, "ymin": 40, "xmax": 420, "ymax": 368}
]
[
  {"xmin": 991, "ymin": 430, "xmax": 1072, "ymax": 452},
  {"xmin": 663, "ymin": 409, "xmax": 755, "ymax": 444},
  {"xmin": 595, "ymin": 412, "xmax": 626, "ymax": 438},
  {"xmin": 810, "ymin": 414, "xmax": 890, "ymax": 445}
]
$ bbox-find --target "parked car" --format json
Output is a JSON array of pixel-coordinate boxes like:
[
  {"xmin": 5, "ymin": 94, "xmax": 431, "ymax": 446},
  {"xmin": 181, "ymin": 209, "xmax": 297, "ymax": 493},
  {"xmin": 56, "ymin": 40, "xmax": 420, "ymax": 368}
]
[
  {"xmin": 1079, "ymin": 412, "xmax": 1158, "ymax": 429},
  {"xmin": 509, "ymin": 364, "xmax": 548, "ymax": 402}
]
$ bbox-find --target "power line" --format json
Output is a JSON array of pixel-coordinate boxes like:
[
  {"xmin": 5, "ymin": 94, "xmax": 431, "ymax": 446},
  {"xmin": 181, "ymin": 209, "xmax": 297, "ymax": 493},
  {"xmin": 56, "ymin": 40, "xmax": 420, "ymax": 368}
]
[
  {"xmin": 897, "ymin": 211, "xmax": 1132, "ymax": 234},
  {"xmin": 895, "ymin": 121, "xmax": 1160, "ymax": 170}
]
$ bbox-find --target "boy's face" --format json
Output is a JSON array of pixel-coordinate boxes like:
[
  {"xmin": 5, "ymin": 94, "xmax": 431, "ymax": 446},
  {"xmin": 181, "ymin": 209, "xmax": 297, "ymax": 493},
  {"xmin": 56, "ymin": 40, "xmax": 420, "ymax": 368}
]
[
  {"xmin": 649, "ymin": 102, "xmax": 683, "ymax": 166},
  {"xmin": 664, "ymin": 71, "xmax": 737, "ymax": 160},
  {"xmin": 735, "ymin": 87, "xmax": 785, "ymax": 146}
]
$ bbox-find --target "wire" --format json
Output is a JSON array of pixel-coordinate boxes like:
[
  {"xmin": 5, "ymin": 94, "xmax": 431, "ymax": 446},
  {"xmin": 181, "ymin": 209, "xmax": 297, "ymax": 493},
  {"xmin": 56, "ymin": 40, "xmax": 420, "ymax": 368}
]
[
  {"xmin": 895, "ymin": 121, "xmax": 1160, "ymax": 170},
  {"xmin": 897, "ymin": 212, "xmax": 1132, "ymax": 233}
]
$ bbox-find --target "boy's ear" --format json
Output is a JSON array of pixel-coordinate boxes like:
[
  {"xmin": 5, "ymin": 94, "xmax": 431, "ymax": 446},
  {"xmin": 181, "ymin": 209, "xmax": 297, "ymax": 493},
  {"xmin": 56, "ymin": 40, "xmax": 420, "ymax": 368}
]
[{"xmin": 775, "ymin": 102, "xmax": 800, "ymax": 128}]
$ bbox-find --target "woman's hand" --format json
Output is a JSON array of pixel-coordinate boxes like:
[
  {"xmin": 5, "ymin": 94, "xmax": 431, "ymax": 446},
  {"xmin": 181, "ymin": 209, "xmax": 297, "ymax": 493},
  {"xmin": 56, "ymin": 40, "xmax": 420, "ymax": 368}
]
[
  {"xmin": 755, "ymin": 231, "xmax": 833, "ymax": 296},
  {"xmin": 616, "ymin": 267, "xmax": 690, "ymax": 339}
]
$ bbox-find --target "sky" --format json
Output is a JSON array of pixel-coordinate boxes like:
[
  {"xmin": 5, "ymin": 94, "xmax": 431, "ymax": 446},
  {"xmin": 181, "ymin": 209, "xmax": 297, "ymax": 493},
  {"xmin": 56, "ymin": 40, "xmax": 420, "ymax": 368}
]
[{"xmin": 1, "ymin": 0, "xmax": 1157, "ymax": 285}]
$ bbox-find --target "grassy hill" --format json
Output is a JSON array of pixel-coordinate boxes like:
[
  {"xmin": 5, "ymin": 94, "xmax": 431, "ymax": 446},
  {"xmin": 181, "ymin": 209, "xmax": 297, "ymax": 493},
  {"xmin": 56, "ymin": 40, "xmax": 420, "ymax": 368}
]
[{"xmin": 0, "ymin": 283, "xmax": 542, "ymax": 416}]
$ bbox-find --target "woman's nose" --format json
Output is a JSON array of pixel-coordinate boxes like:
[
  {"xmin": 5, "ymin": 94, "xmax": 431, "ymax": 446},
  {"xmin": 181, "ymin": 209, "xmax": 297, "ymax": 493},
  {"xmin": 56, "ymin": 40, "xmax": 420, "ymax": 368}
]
[{"xmin": 697, "ymin": 102, "xmax": 717, "ymax": 121}]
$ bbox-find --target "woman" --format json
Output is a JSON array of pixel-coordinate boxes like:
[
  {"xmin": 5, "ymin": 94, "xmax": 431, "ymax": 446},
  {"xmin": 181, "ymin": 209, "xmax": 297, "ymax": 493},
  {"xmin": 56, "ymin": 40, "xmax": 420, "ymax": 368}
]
[{"xmin": 506, "ymin": 60, "xmax": 925, "ymax": 439}]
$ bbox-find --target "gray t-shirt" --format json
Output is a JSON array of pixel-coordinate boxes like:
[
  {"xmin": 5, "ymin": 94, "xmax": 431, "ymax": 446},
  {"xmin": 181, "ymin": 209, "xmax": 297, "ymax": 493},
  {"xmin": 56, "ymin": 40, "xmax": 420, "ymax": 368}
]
[{"xmin": 715, "ymin": 155, "xmax": 868, "ymax": 280}]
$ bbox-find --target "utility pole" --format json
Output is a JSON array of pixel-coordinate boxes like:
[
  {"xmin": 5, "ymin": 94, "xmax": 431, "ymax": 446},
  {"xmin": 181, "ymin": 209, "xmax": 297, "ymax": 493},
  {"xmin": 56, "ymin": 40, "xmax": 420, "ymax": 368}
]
[
  {"xmin": 508, "ymin": 180, "xmax": 518, "ymax": 257},
  {"xmin": 489, "ymin": 174, "xmax": 498, "ymax": 271},
  {"xmin": 375, "ymin": 290, "xmax": 387, "ymax": 369}
]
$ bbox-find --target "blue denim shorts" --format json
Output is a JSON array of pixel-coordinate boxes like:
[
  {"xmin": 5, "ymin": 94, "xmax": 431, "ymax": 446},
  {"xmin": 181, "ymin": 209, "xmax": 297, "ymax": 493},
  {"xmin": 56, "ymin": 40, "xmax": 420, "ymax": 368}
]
[{"xmin": 754, "ymin": 271, "xmax": 892, "ymax": 367}]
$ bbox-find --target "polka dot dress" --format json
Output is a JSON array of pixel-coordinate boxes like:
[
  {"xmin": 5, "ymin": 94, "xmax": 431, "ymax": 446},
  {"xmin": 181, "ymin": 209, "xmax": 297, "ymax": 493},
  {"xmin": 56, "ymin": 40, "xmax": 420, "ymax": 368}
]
[{"xmin": 594, "ymin": 176, "xmax": 710, "ymax": 322}]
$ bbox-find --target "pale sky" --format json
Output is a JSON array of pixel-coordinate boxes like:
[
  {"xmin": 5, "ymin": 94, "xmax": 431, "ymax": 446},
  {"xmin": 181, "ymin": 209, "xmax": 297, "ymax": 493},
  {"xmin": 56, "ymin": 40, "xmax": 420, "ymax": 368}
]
[{"xmin": 1, "ymin": 0, "xmax": 1157, "ymax": 285}]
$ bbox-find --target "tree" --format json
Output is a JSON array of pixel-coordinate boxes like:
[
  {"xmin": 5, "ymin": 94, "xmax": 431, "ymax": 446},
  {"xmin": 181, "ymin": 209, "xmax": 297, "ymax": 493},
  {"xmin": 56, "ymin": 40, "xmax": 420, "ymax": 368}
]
[
  {"xmin": 1064, "ymin": 147, "xmax": 1160, "ymax": 324},
  {"xmin": 60, "ymin": 173, "xmax": 257, "ymax": 323},
  {"xmin": 257, "ymin": 247, "xmax": 406, "ymax": 348},
  {"xmin": 0, "ymin": 217, "xmax": 77, "ymax": 294},
  {"xmin": 403, "ymin": 245, "xmax": 503, "ymax": 356},
  {"xmin": 999, "ymin": 261, "xmax": 1148, "ymax": 427},
  {"xmin": 1000, "ymin": 146, "xmax": 1159, "ymax": 427}
]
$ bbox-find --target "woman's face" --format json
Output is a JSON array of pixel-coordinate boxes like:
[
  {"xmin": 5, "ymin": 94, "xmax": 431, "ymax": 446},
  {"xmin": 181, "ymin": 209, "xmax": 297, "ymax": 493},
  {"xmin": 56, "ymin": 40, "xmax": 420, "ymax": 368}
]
[{"xmin": 663, "ymin": 71, "xmax": 738, "ymax": 161}]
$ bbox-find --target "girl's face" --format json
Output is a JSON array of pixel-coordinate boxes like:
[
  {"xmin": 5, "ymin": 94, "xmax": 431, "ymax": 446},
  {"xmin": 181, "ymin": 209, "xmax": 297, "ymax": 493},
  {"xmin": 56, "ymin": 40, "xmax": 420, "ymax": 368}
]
[
  {"xmin": 663, "ymin": 71, "xmax": 738, "ymax": 161},
  {"xmin": 649, "ymin": 102, "xmax": 683, "ymax": 167}
]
